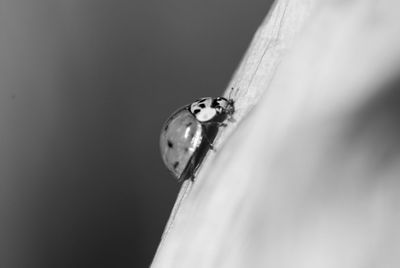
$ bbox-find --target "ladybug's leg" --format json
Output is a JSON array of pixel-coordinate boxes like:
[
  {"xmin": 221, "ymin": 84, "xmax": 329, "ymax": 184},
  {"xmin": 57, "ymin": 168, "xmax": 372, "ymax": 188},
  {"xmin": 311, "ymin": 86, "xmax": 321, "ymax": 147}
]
[
  {"xmin": 179, "ymin": 164, "xmax": 194, "ymax": 183},
  {"xmin": 180, "ymin": 147, "xmax": 203, "ymax": 182},
  {"xmin": 202, "ymin": 124, "xmax": 219, "ymax": 151},
  {"xmin": 227, "ymin": 116, "xmax": 236, "ymax": 123},
  {"xmin": 202, "ymin": 134, "xmax": 216, "ymax": 150},
  {"xmin": 180, "ymin": 128, "xmax": 216, "ymax": 183},
  {"xmin": 178, "ymin": 174, "xmax": 194, "ymax": 183},
  {"xmin": 224, "ymin": 110, "xmax": 236, "ymax": 123}
]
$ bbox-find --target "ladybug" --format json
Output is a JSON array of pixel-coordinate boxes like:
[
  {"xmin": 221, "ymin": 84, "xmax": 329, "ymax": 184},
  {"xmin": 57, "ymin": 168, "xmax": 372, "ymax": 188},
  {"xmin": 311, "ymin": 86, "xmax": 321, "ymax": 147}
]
[{"xmin": 160, "ymin": 97, "xmax": 235, "ymax": 182}]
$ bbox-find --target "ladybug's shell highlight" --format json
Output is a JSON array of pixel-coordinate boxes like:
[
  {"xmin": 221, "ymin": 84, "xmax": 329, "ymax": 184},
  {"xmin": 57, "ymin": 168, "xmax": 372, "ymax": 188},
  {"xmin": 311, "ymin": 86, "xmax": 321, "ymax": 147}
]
[{"xmin": 160, "ymin": 108, "xmax": 203, "ymax": 179}]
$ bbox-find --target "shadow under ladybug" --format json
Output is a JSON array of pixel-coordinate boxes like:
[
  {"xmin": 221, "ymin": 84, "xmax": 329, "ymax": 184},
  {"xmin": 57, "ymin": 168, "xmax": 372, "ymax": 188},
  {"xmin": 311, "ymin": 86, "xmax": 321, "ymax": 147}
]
[{"xmin": 160, "ymin": 97, "xmax": 235, "ymax": 183}]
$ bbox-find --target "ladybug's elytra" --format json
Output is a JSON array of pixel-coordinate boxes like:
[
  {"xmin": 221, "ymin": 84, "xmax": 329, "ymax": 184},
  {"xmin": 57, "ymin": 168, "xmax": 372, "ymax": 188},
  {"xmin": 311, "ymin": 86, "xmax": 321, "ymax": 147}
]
[{"xmin": 160, "ymin": 97, "xmax": 235, "ymax": 182}]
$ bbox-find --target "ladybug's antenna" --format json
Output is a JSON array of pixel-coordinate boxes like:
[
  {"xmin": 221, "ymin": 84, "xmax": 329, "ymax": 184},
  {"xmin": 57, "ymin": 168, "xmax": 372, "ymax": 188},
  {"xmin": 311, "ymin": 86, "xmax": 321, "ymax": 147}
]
[{"xmin": 227, "ymin": 87, "xmax": 236, "ymax": 100}]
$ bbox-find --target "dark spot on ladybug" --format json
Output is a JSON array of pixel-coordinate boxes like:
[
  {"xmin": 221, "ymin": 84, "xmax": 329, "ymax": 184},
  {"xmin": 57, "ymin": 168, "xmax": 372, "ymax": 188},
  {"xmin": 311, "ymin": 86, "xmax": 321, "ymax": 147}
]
[
  {"xmin": 167, "ymin": 140, "xmax": 173, "ymax": 148},
  {"xmin": 184, "ymin": 147, "xmax": 189, "ymax": 152},
  {"xmin": 173, "ymin": 161, "xmax": 179, "ymax": 169},
  {"xmin": 193, "ymin": 109, "xmax": 201, "ymax": 114},
  {"xmin": 199, "ymin": 103, "xmax": 206, "ymax": 108},
  {"xmin": 186, "ymin": 122, "xmax": 193, "ymax": 127}
]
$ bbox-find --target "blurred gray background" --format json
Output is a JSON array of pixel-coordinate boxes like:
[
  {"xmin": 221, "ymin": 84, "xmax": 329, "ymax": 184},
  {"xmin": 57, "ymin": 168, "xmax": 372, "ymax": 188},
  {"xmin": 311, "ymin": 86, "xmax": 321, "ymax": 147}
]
[{"xmin": 0, "ymin": 1, "xmax": 272, "ymax": 267}]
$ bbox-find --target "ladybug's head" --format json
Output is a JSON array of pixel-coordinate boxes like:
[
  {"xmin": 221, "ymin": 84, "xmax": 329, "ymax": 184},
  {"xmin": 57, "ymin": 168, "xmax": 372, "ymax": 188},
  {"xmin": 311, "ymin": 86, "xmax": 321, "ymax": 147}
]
[
  {"xmin": 212, "ymin": 97, "xmax": 234, "ymax": 115},
  {"xmin": 190, "ymin": 97, "xmax": 234, "ymax": 123},
  {"xmin": 210, "ymin": 97, "xmax": 234, "ymax": 123}
]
